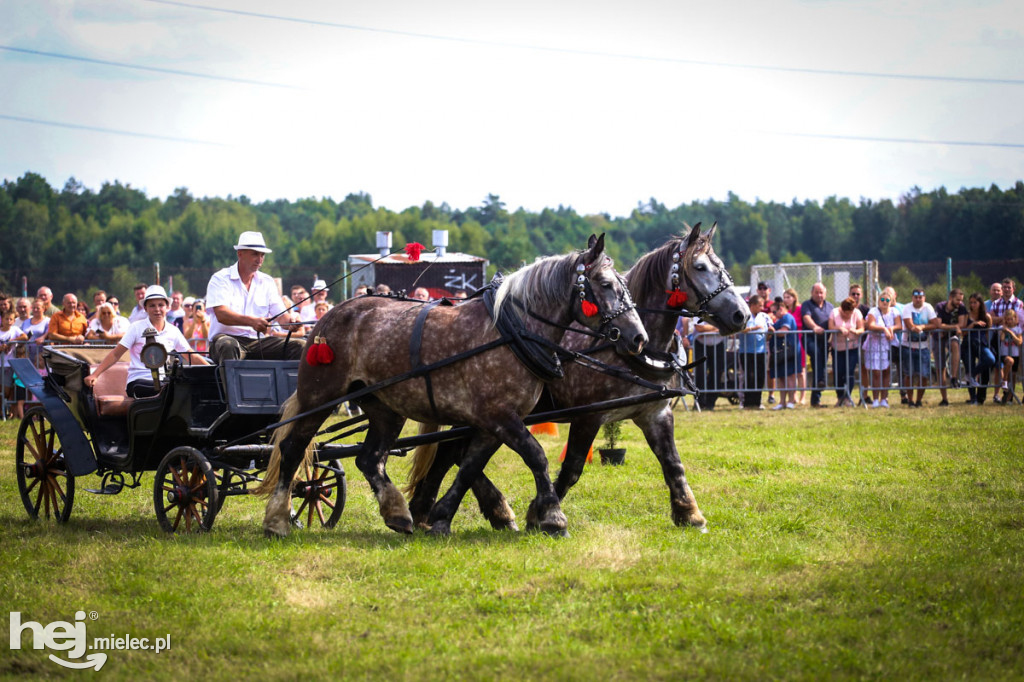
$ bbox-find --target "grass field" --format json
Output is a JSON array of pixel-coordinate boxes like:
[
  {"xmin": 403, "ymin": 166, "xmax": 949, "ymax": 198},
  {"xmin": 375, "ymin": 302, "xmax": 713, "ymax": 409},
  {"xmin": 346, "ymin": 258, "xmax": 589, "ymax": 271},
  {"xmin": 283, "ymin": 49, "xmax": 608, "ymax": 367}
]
[{"xmin": 2, "ymin": 401, "xmax": 1023, "ymax": 681}]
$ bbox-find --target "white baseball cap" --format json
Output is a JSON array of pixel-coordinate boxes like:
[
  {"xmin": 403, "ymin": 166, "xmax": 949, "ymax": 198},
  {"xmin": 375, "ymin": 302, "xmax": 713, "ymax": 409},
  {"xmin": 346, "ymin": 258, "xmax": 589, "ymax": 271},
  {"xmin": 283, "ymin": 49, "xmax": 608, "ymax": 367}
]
[
  {"xmin": 183, "ymin": 296, "xmax": 196, "ymax": 305},
  {"xmin": 234, "ymin": 231, "xmax": 272, "ymax": 254}
]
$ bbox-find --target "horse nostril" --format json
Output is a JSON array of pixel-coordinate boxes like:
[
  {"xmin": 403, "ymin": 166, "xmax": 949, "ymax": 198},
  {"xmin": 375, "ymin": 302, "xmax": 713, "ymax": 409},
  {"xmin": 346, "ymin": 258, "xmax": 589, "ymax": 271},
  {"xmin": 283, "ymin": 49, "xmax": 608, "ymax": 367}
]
[
  {"xmin": 634, "ymin": 333, "xmax": 646, "ymax": 351},
  {"xmin": 733, "ymin": 309, "xmax": 747, "ymax": 325}
]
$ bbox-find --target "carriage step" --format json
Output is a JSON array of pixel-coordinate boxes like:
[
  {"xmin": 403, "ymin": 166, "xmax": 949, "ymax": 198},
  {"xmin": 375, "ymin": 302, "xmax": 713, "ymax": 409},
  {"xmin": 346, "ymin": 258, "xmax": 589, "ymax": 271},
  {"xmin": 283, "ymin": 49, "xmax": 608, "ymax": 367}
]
[{"xmin": 85, "ymin": 483, "xmax": 125, "ymax": 495}]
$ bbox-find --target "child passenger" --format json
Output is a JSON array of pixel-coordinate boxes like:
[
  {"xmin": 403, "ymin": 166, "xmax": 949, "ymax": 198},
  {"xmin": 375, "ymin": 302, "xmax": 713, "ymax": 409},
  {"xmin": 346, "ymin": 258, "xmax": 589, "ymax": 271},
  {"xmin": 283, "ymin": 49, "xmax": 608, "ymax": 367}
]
[{"xmin": 996, "ymin": 308, "xmax": 1022, "ymax": 404}]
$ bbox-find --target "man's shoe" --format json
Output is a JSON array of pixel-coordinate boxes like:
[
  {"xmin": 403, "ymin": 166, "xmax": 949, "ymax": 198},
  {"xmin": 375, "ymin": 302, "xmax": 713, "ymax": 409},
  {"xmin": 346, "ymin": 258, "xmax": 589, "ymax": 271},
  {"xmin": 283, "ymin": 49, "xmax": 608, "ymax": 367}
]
[
  {"xmin": 938, "ymin": 399, "xmax": 949, "ymax": 406},
  {"xmin": 915, "ymin": 400, "xmax": 923, "ymax": 408},
  {"xmin": 879, "ymin": 399, "xmax": 890, "ymax": 408}
]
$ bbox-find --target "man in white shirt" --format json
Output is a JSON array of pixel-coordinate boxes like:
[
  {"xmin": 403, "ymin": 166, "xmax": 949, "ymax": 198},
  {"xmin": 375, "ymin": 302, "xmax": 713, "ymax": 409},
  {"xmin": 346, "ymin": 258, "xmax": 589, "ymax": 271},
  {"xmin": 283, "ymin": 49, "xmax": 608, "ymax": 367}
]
[
  {"xmin": 900, "ymin": 289, "xmax": 936, "ymax": 407},
  {"xmin": 205, "ymin": 231, "xmax": 304, "ymax": 363},
  {"xmin": 128, "ymin": 283, "xmax": 149, "ymax": 323}
]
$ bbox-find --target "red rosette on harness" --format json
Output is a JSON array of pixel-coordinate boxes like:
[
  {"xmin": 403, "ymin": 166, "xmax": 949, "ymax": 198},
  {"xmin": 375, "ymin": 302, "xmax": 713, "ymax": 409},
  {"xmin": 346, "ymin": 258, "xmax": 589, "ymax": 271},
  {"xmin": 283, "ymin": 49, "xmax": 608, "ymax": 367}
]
[
  {"xmin": 581, "ymin": 300, "xmax": 599, "ymax": 317},
  {"xmin": 666, "ymin": 289, "xmax": 688, "ymax": 309}
]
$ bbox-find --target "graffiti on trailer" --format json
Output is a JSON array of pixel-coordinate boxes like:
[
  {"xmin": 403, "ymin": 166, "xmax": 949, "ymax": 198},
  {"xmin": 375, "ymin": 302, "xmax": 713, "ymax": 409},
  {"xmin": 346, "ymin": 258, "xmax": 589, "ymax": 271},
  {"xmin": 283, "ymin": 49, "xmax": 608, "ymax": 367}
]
[{"xmin": 443, "ymin": 272, "xmax": 480, "ymax": 291}]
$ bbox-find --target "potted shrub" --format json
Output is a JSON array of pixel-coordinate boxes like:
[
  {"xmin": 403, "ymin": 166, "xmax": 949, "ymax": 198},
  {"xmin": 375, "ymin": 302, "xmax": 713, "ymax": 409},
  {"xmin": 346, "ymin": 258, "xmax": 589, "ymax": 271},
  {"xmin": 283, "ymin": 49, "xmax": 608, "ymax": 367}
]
[{"xmin": 599, "ymin": 421, "xmax": 626, "ymax": 465}]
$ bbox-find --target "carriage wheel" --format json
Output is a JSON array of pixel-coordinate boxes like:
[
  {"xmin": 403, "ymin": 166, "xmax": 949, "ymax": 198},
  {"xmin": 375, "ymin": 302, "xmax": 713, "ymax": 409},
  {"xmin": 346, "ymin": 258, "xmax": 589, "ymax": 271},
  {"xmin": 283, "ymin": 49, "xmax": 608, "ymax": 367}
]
[
  {"xmin": 15, "ymin": 406, "xmax": 75, "ymax": 523},
  {"xmin": 154, "ymin": 447, "xmax": 218, "ymax": 533},
  {"xmin": 292, "ymin": 459, "xmax": 346, "ymax": 529}
]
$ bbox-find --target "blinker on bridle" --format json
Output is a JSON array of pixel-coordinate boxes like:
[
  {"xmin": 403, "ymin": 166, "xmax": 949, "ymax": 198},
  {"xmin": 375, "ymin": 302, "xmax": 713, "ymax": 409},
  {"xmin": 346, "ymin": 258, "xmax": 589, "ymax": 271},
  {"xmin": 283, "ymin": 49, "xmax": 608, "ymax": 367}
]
[
  {"xmin": 576, "ymin": 258, "xmax": 636, "ymax": 342},
  {"xmin": 669, "ymin": 237, "xmax": 734, "ymax": 317}
]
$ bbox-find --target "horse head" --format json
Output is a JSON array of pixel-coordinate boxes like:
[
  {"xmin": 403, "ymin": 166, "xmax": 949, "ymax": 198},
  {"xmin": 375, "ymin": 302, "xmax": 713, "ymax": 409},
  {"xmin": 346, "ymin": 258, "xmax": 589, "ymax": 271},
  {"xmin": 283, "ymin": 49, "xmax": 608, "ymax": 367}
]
[
  {"xmin": 574, "ymin": 233, "xmax": 648, "ymax": 355},
  {"xmin": 669, "ymin": 223, "xmax": 749, "ymax": 335}
]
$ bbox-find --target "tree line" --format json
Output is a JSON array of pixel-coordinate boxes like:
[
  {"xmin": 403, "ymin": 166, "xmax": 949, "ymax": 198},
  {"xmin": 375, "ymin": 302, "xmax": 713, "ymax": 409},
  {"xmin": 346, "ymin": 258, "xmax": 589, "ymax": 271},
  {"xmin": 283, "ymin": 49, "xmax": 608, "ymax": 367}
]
[{"xmin": 1, "ymin": 171, "xmax": 1022, "ymax": 301}]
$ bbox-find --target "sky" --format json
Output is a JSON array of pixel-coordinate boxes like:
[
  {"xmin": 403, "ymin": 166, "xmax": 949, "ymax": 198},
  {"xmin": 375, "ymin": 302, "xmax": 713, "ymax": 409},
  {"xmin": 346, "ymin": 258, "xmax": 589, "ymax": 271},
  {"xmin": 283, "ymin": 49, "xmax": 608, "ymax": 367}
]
[{"xmin": 1, "ymin": 0, "xmax": 1022, "ymax": 217}]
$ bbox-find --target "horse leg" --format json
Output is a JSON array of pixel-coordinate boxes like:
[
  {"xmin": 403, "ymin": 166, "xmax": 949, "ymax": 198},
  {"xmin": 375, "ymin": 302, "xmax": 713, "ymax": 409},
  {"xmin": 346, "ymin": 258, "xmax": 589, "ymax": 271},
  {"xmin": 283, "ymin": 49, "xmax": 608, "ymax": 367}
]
[
  {"xmin": 492, "ymin": 420, "xmax": 567, "ymax": 537},
  {"xmin": 354, "ymin": 401, "xmax": 414, "ymax": 534},
  {"xmin": 263, "ymin": 410, "xmax": 325, "ymax": 538},
  {"xmin": 553, "ymin": 418, "xmax": 602, "ymax": 500},
  {"xmin": 426, "ymin": 431, "xmax": 502, "ymax": 536},
  {"xmin": 408, "ymin": 440, "xmax": 460, "ymax": 529},
  {"xmin": 410, "ymin": 437, "xmax": 518, "ymax": 532},
  {"xmin": 635, "ymin": 406, "xmax": 706, "ymax": 529}
]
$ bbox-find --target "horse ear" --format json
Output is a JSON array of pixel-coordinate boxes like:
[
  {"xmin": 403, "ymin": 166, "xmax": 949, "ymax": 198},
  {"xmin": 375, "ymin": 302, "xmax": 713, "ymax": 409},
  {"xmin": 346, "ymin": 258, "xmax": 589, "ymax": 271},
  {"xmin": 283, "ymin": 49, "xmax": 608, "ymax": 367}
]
[
  {"xmin": 584, "ymin": 233, "xmax": 605, "ymax": 265},
  {"xmin": 706, "ymin": 221, "xmax": 718, "ymax": 240},
  {"xmin": 686, "ymin": 222, "xmax": 702, "ymax": 248}
]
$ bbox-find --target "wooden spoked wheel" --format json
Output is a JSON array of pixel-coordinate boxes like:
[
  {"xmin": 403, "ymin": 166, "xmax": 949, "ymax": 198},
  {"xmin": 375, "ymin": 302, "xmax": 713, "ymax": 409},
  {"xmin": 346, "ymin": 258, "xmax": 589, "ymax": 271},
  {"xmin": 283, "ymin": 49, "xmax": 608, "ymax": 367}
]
[
  {"xmin": 292, "ymin": 459, "xmax": 346, "ymax": 529},
  {"xmin": 154, "ymin": 447, "xmax": 218, "ymax": 533},
  {"xmin": 16, "ymin": 406, "xmax": 75, "ymax": 523}
]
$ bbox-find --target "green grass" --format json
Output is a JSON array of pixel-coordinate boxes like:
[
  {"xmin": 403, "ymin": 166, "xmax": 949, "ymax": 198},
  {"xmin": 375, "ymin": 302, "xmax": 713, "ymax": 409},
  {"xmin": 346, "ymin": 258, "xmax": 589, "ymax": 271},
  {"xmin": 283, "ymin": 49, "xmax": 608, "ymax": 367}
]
[{"xmin": 2, "ymin": 402, "xmax": 1023, "ymax": 681}]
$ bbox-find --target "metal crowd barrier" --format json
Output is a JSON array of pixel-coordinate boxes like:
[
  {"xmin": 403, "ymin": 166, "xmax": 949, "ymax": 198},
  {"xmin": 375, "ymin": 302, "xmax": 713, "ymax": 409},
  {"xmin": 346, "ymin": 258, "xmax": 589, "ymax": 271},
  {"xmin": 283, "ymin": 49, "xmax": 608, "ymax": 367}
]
[{"xmin": 687, "ymin": 327, "xmax": 1020, "ymax": 409}]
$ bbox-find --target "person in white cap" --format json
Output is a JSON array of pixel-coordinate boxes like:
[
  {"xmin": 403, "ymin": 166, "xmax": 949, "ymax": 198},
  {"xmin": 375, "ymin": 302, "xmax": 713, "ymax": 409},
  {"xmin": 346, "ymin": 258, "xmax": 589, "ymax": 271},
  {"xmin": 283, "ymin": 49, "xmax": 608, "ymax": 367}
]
[
  {"xmin": 205, "ymin": 231, "xmax": 304, "ymax": 362},
  {"xmin": 85, "ymin": 285, "xmax": 209, "ymax": 398},
  {"xmin": 300, "ymin": 278, "xmax": 331, "ymax": 326}
]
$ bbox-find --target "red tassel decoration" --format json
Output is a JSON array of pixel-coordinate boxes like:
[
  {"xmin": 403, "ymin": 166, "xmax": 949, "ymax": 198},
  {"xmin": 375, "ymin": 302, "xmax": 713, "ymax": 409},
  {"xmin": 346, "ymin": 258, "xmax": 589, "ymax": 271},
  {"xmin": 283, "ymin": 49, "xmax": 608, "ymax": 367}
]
[
  {"xmin": 306, "ymin": 343, "xmax": 321, "ymax": 366},
  {"xmin": 316, "ymin": 342, "xmax": 334, "ymax": 364},
  {"xmin": 404, "ymin": 242, "xmax": 425, "ymax": 261},
  {"xmin": 581, "ymin": 300, "xmax": 599, "ymax": 317},
  {"xmin": 666, "ymin": 290, "xmax": 688, "ymax": 309}
]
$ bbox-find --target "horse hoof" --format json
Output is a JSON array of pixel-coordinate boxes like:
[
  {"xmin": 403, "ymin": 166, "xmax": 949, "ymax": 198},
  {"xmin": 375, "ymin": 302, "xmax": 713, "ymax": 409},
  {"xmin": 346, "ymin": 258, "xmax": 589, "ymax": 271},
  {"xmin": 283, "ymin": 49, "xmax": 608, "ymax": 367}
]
[
  {"xmin": 385, "ymin": 516, "xmax": 414, "ymax": 535},
  {"xmin": 542, "ymin": 525, "xmax": 569, "ymax": 539},
  {"xmin": 489, "ymin": 519, "xmax": 520, "ymax": 532},
  {"xmin": 263, "ymin": 524, "xmax": 289, "ymax": 539},
  {"xmin": 427, "ymin": 520, "xmax": 451, "ymax": 536}
]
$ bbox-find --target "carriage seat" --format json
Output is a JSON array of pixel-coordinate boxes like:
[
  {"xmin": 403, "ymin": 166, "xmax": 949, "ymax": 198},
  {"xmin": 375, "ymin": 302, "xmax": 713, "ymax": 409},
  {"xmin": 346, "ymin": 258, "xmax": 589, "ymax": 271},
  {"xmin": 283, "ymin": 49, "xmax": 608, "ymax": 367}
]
[{"xmin": 90, "ymin": 363, "xmax": 134, "ymax": 418}]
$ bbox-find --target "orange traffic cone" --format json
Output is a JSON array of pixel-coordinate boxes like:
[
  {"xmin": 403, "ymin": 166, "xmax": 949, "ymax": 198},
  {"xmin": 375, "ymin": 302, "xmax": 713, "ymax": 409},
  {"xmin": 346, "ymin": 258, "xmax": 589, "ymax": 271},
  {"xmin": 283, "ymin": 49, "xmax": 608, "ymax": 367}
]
[
  {"xmin": 559, "ymin": 442, "xmax": 594, "ymax": 464},
  {"xmin": 530, "ymin": 422, "xmax": 559, "ymax": 437}
]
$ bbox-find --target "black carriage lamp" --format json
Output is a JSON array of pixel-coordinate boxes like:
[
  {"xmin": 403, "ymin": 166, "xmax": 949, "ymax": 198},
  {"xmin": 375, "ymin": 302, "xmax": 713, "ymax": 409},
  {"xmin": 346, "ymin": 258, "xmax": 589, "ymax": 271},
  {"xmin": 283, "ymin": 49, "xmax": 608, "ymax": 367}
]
[{"xmin": 140, "ymin": 327, "xmax": 167, "ymax": 392}]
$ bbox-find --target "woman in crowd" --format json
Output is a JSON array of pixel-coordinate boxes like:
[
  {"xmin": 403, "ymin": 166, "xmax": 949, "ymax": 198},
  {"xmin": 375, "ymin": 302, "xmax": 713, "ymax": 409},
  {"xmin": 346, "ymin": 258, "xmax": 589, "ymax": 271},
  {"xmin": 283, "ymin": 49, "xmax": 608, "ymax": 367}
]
[
  {"xmin": 863, "ymin": 287, "xmax": 901, "ymax": 408},
  {"xmin": 995, "ymin": 307, "xmax": 1022, "ymax": 404},
  {"xmin": 963, "ymin": 292, "xmax": 994, "ymax": 405},
  {"xmin": 85, "ymin": 286, "xmax": 209, "ymax": 398},
  {"xmin": 20, "ymin": 298, "xmax": 50, "ymax": 367},
  {"xmin": 768, "ymin": 299, "xmax": 799, "ymax": 410},
  {"xmin": 828, "ymin": 296, "xmax": 864, "ymax": 407},
  {"xmin": 783, "ymin": 288, "xmax": 807, "ymax": 405},
  {"xmin": 76, "ymin": 300, "xmax": 90, "ymax": 318},
  {"xmin": 183, "ymin": 299, "xmax": 211, "ymax": 352},
  {"xmin": 86, "ymin": 302, "xmax": 128, "ymax": 343}
]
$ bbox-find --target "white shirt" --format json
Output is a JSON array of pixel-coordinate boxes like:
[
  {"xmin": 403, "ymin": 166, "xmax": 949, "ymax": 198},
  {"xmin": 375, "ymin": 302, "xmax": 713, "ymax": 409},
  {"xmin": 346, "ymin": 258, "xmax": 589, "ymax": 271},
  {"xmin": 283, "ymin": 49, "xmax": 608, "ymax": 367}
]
[
  {"xmin": 129, "ymin": 304, "xmax": 148, "ymax": 323},
  {"xmin": 205, "ymin": 263, "xmax": 285, "ymax": 340},
  {"xmin": 118, "ymin": 320, "xmax": 193, "ymax": 386},
  {"xmin": 88, "ymin": 315, "xmax": 129, "ymax": 336}
]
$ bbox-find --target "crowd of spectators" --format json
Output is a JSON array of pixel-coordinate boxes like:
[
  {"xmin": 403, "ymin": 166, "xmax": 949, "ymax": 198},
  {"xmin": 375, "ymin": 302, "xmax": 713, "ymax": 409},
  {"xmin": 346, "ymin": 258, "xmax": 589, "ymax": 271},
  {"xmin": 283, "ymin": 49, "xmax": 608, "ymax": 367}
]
[
  {"xmin": 3, "ymin": 257, "xmax": 1020, "ymax": 417},
  {"xmin": 687, "ymin": 276, "xmax": 1023, "ymax": 410}
]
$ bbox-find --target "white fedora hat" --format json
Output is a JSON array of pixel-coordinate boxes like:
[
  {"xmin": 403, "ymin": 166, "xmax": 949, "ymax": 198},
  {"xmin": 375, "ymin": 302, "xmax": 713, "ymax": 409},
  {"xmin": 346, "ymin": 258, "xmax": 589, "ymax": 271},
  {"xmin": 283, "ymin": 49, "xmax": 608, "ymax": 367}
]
[
  {"xmin": 312, "ymin": 279, "xmax": 327, "ymax": 291},
  {"xmin": 143, "ymin": 285, "xmax": 170, "ymax": 305},
  {"xmin": 234, "ymin": 231, "xmax": 272, "ymax": 254}
]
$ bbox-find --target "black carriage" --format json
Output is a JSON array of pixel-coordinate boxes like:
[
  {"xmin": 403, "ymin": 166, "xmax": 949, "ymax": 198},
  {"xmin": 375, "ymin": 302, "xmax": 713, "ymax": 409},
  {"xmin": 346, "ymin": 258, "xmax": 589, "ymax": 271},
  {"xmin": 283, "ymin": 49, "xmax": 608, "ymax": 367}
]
[{"xmin": 10, "ymin": 344, "xmax": 347, "ymax": 533}]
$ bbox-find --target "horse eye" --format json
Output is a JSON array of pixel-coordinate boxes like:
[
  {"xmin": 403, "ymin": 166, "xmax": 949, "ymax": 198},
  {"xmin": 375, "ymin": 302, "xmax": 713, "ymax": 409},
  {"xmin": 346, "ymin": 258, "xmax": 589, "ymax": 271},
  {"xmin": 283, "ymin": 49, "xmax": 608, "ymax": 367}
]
[{"xmin": 695, "ymin": 263, "xmax": 707, "ymax": 272}]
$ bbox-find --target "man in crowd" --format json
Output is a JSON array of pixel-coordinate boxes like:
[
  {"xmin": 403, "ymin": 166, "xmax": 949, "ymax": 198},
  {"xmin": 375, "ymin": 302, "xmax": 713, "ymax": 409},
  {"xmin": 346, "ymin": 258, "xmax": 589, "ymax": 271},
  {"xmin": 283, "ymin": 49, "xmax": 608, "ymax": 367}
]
[
  {"xmin": 45, "ymin": 293, "xmax": 88, "ymax": 345},
  {"xmin": 128, "ymin": 283, "xmax": 148, "ymax": 322},
  {"xmin": 206, "ymin": 231, "xmax": 303, "ymax": 363},
  {"xmin": 801, "ymin": 282, "xmax": 834, "ymax": 408},
  {"xmin": 301, "ymin": 279, "xmax": 331, "ymax": 327},
  {"xmin": 167, "ymin": 291, "xmax": 186, "ymax": 328},
  {"xmin": 36, "ymin": 286, "xmax": 60, "ymax": 316},
  {"xmin": 991, "ymin": 277, "xmax": 1023, "ymax": 327},
  {"xmin": 985, "ymin": 282, "xmax": 1002, "ymax": 313},
  {"xmin": 89, "ymin": 290, "xmax": 107, "ymax": 319},
  {"xmin": 933, "ymin": 287, "xmax": 968, "ymax": 404},
  {"xmin": 900, "ymin": 289, "xmax": 936, "ymax": 407}
]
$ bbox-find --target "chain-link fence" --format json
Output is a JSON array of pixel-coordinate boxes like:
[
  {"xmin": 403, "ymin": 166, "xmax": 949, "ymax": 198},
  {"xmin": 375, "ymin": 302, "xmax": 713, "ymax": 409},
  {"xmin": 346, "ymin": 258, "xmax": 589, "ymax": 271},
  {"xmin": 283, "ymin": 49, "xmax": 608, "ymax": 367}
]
[{"xmin": 750, "ymin": 261, "xmax": 879, "ymax": 305}]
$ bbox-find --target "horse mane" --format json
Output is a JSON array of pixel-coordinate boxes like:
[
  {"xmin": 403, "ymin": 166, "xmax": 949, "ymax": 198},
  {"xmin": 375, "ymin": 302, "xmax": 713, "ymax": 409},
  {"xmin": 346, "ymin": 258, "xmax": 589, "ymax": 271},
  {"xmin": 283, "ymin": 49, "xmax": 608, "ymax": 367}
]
[
  {"xmin": 493, "ymin": 251, "xmax": 579, "ymax": 322},
  {"xmin": 625, "ymin": 227, "xmax": 714, "ymax": 301}
]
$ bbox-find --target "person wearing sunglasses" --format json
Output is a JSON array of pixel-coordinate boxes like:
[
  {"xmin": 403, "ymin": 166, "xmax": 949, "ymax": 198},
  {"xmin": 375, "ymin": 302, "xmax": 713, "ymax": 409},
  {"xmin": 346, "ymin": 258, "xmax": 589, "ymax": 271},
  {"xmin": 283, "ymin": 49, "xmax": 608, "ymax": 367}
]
[
  {"xmin": 864, "ymin": 287, "xmax": 901, "ymax": 408},
  {"xmin": 900, "ymin": 289, "xmax": 937, "ymax": 407}
]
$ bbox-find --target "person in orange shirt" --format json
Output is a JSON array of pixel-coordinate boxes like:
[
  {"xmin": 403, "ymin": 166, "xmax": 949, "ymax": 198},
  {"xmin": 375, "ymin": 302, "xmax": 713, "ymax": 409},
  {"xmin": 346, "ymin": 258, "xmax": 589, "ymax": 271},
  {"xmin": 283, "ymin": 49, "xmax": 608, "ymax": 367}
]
[{"xmin": 45, "ymin": 293, "xmax": 89, "ymax": 345}]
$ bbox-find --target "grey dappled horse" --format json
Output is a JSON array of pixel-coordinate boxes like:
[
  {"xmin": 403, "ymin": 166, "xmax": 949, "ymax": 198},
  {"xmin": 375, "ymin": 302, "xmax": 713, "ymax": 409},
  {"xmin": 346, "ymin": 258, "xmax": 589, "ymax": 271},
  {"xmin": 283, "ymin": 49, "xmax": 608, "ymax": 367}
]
[
  {"xmin": 406, "ymin": 223, "xmax": 749, "ymax": 530},
  {"xmin": 259, "ymin": 234, "xmax": 648, "ymax": 537}
]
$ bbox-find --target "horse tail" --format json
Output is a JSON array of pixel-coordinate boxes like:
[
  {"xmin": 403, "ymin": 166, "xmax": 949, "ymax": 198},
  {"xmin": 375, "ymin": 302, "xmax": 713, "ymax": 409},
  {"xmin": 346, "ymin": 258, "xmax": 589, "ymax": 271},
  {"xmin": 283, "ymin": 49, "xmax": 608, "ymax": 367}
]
[
  {"xmin": 404, "ymin": 422, "xmax": 441, "ymax": 496},
  {"xmin": 255, "ymin": 393, "xmax": 315, "ymax": 496}
]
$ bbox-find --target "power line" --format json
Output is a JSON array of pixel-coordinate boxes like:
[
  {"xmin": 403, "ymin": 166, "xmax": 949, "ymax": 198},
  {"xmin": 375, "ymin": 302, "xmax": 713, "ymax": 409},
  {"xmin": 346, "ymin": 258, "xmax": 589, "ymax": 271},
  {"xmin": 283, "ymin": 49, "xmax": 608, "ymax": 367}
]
[
  {"xmin": 0, "ymin": 45, "xmax": 299, "ymax": 89},
  {"xmin": 0, "ymin": 114, "xmax": 227, "ymax": 146},
  {"xmin": 765, "ymin": 130, "xmax": 1024, "ymax": 150},
  {"xmin": 143, "ymin": 0, "xmax": 1024, "ymax": 87}
]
